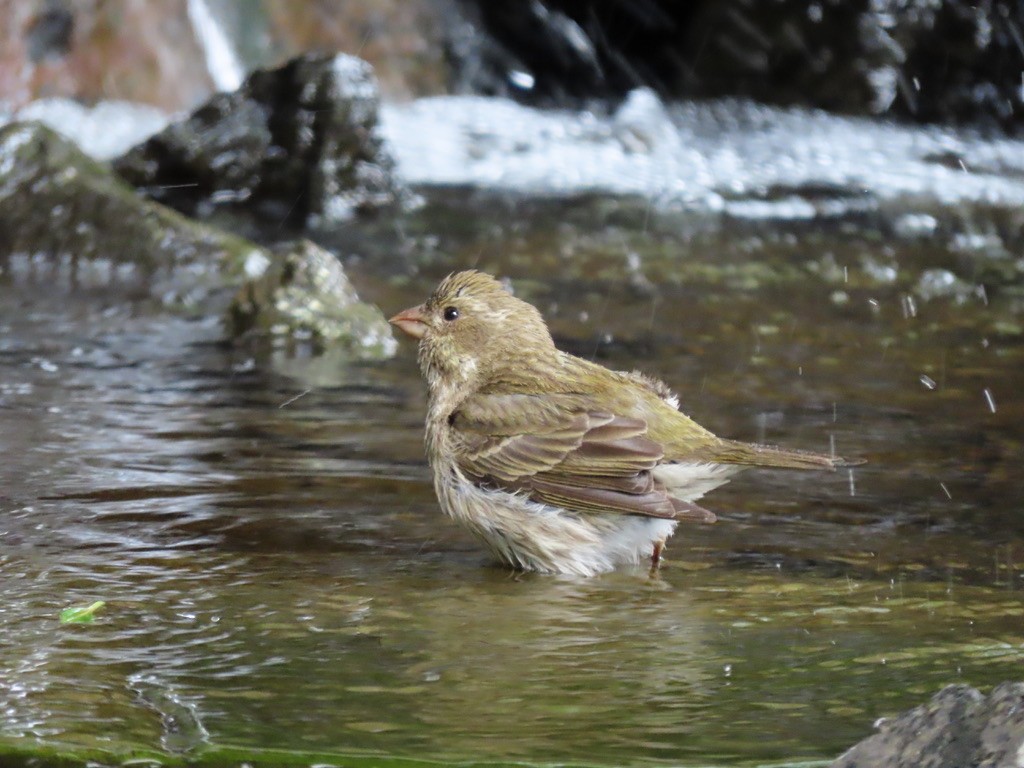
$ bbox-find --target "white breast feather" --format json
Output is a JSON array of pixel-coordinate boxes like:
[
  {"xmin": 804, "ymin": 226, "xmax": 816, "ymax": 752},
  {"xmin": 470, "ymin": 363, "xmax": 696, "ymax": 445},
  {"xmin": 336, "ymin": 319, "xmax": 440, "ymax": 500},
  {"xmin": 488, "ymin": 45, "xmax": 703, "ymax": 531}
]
[{"xmin": 436, "ymin": 466, "xmax": 677, "ymax": 576}]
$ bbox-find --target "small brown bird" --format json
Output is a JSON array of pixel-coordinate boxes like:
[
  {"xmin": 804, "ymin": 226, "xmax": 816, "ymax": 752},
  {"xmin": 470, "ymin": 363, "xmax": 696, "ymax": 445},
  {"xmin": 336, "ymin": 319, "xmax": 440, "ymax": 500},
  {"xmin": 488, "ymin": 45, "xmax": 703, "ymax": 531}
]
[{"xmin": 391, "ymin": 271, "xmax": 855, "ymax": 576}]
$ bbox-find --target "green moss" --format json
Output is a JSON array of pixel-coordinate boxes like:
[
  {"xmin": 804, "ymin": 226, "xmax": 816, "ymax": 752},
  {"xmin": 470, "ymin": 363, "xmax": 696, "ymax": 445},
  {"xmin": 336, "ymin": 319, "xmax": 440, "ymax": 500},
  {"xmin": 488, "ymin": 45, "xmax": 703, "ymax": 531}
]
[{"xmin": 0, "ymin": 121, "xmax": 255, "ymax": 271}]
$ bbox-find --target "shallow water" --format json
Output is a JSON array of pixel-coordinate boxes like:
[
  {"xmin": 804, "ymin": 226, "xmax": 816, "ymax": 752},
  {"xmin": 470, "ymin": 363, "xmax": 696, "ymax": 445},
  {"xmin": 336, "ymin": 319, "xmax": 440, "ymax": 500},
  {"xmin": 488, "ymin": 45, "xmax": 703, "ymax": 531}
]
[{"xmin": 1, "ymin": 189, "xmax": 1023, "ymax": 767}]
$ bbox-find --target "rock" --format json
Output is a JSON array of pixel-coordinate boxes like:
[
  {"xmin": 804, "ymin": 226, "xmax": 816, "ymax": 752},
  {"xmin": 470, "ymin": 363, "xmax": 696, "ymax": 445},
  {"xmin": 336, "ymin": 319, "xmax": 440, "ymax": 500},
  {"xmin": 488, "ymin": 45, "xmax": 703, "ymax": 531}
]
[
  {"xmin": 253, "ymin": 0, "xmax": 449, "ymax": 100},
  {"xmin": 445, "ymin": 0, "xmax": 898, "ymax": 107},
  {"xmin": 0, "ymin": 0, "xmax": 449, "ymax": 112},
  {"xmin": 0, "ymin": 0, "xmax": 214, "ymax": 111},
  {"xmin": 114, "ymin": 52, "xmax": 402, "ymax": 227},
  {"xmin": 892, "ymin": 2, "xmax": 1024, "ymax": 129},
  {"xmin": 446, "ymin": 0, "xmax": 1024, "ymax": 129},
  {"xmin": 831, "ymin": 682, "xmax": 1024, "ymax": 768},
  {"xmin": 0, "ymin": 121, "xmax": 395, "ymax": 358},
  {"xmin": 914, "ymin": 268, "xmax": 977, "ymax": 303},
  {"xmin": 6, "ymin": 1, "xmax": 1020, "ymax": 128},
  {"xmin": 0, "ymin": 120, "xmax": 256, "ymax": 275},
  {"xmin": 228, "ymin": 239, "xmax": 396, "ymax": 358}
]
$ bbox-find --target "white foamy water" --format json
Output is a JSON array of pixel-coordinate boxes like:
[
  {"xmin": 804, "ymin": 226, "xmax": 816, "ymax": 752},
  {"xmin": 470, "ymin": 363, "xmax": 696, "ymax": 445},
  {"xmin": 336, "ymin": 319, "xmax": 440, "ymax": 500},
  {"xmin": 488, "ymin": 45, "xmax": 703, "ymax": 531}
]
[
  {"xmin": 13, "ymin": 99, "xmax": 171, "ymax": 160},
  {"xmin": 379, "ymin": 89, "xmax": 1024, "ymax": 214},
  {"xmin": 7, "ymin": 89, "xmax": 1024, "ymax": 216}
]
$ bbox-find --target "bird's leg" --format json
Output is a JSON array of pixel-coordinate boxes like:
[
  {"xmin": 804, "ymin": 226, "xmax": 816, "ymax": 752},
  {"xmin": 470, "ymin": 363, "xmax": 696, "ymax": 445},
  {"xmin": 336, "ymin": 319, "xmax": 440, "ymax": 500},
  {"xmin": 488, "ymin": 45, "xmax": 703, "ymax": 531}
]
[{"xmin": 650, "ymin": 540, "xmax": 665, "ymax": 570}]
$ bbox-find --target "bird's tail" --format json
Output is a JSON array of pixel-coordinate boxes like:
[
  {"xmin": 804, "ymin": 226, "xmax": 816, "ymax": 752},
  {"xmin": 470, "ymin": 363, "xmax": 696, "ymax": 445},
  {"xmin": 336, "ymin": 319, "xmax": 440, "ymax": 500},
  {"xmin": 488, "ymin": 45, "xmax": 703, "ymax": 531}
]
[{"xmin": 709, "ymin": 438, "xmax": 863, "ymax": 471}]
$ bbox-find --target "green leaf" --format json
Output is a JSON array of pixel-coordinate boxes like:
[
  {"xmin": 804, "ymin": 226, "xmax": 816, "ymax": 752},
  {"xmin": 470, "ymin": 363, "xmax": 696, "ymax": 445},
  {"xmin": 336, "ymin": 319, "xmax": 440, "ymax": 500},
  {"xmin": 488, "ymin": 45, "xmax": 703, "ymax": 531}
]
[{"xmin": 59, "ymin": 601, "xmax": 106, "ymax": 624}]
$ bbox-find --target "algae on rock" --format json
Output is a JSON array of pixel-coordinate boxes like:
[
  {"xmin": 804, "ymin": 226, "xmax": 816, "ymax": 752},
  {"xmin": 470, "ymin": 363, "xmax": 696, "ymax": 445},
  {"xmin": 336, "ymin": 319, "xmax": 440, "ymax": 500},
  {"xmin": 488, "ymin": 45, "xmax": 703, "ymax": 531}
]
[
  {"xmin": 0, "ymin": 120, "xmax": 257, "ymax": 271},
  {"xmin": 229, "ymin": 239, "xmax": 396, "ymax": 358},
  {"xmin": 0, "ymin": 121, "xmax": 395, "ymax": 359}
]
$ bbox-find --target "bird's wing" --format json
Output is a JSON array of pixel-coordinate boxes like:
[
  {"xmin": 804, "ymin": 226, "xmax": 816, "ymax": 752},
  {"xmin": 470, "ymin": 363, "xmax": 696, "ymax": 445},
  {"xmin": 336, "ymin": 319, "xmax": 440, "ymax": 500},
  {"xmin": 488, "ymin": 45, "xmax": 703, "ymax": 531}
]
[{"xmin": 449, "ymin": 393, "xmax": 715, "ymax": 522}]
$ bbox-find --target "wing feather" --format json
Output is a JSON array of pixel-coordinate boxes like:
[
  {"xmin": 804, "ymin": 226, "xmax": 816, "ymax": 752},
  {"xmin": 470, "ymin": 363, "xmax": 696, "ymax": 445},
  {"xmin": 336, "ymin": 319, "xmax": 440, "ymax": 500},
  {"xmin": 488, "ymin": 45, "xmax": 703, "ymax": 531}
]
[{"xmin": 449, "ymin": 393, "xmax": 715, "ymax": 522}]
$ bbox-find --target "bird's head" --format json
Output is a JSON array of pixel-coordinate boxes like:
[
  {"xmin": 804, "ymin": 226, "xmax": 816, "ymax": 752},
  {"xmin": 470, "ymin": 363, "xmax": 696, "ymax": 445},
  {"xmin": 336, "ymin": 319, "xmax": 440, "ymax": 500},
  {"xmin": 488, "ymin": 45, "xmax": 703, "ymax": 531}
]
[{"xmin": 390, "ymin": 271, "xmax": 555, "ymax": 393}]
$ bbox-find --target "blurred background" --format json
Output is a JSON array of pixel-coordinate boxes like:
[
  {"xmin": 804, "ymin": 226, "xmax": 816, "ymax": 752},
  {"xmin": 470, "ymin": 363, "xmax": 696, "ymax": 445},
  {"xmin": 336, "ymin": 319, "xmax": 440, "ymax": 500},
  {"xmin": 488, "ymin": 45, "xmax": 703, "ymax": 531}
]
[{"xmin": 4, "ymin": 0, "xmax": 1024, "ymax": 126}]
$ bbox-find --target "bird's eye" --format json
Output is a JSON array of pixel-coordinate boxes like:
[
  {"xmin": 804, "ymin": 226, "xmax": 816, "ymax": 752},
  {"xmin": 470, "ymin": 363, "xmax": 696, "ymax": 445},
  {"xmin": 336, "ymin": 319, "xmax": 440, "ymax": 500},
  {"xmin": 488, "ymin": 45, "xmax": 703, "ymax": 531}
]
[{"xmin": 442, "ymin": 306, "xmax": 460, "ymax": 322}]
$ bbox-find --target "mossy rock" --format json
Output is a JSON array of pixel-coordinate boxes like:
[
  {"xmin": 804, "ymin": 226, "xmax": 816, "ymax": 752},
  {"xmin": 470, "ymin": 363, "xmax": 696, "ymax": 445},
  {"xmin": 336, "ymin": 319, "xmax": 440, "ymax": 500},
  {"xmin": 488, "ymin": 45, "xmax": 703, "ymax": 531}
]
[
  {"xmin": 229, "ymin": 239, "xmax": 396, "ymax": 359},
  {"xmin": 0, "ymin": 120, "xmax": 256, "ymax": 271}
]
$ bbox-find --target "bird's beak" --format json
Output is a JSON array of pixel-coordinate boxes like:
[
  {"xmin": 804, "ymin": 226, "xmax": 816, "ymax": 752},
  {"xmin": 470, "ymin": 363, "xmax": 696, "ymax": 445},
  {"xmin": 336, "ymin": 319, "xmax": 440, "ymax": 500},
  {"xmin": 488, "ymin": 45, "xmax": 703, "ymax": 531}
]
[{"xmin": 389, "ymin": 304, "xmax": 429, "ymax": 340}]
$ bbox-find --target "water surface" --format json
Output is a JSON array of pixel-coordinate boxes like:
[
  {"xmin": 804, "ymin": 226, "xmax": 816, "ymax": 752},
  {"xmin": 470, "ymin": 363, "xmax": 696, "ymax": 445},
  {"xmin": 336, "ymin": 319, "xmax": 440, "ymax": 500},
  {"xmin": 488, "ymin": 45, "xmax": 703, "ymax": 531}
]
[{"xmin": 1, "ymin": 190, "xmax": 1022, "ymax": 767}]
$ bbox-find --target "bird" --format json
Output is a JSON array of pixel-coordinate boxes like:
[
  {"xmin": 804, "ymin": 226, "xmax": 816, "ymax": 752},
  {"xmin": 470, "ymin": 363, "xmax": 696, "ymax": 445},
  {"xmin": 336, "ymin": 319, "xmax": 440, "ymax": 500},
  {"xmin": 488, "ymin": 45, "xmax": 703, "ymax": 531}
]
[{"xmin": 390, "ymin": 270, "xmax": 857, "ymax": 577}]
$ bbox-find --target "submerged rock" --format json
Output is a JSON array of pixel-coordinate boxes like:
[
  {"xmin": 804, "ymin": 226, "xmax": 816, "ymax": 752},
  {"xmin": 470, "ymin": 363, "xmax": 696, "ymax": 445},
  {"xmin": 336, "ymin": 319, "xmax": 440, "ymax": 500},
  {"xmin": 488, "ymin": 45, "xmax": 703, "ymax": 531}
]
[
  {"xmin": 831, "ymin": 682, "xmax": 1024, "ymax": 768},
  {"xmin": 914, "ymin": 268, "xmax": 978, "ymax": 303},
  {"xmin": 228, "ymin": 239, "xmax": 396, "ymax": 358},
  {"xmin": 114, "ymin": 52, "xmax": 403, "ymax": 227}
]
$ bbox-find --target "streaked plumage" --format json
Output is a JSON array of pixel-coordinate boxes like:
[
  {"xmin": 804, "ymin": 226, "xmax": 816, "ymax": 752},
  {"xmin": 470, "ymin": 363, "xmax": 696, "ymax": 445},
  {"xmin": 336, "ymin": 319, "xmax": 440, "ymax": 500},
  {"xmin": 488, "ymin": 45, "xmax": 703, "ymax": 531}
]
[{"xmin": 391, "ymin": 270, "xmax": 856, "ymax": 576}]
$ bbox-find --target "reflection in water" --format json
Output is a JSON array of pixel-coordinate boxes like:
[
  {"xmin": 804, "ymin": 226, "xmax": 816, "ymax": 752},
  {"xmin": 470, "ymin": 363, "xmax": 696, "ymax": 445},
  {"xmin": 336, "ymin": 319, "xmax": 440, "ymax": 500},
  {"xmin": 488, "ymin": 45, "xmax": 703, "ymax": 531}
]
[{"xmin": 1, "ymin": 193, "xmax": 1022, "ymax": 766}]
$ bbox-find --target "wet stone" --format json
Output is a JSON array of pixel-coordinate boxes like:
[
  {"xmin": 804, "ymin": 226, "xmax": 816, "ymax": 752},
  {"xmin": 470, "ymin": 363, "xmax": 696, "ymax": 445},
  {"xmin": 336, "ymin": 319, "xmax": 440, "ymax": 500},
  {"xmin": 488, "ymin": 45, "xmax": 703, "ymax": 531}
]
[
  {"xmin": 913, "ymin": 268, "xmax": 979, "ymax": 304},
  {"xmin": 0, "ymin": 120, "xmax": 254, "ymax": 273},
  {"xmin": 830, "ymin": 682, "xmax": 1024, "ymax": 768},
  {"xmin": 228, "ymin": 239, "xmax": 396, "ymax": 359},
  {"xmin": 0, "ymin": 120, "xmax": 395, "ymax": 361},
  {"xmin": 114, "ymin": 52, "xmax": 404, "ymax": 228},
  {"xmin": 447, "ymin": 0, "xmax": 1024, "ymax": 128}
]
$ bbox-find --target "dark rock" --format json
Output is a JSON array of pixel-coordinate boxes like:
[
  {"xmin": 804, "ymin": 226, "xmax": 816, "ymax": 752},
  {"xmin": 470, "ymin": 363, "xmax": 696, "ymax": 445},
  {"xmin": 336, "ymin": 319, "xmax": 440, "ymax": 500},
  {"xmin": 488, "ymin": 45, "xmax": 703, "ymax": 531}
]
[
  {"xmin": 831, "ymin": 682, "xmax": 1024, "ymax": 768},
  {"xmin": 4, "ymin": 0, "xmax": 1022, "ymax": 128},
  {"xmin": 25, "ymin": 0, "xmax": 73, "ymax": 63},
  {"xmin": 678, "ymin": 0, "xmax": 899, "ymax": 115},
  {"xmin": 892, "ymin": 1, "xmax": 1024, "ymax": 129},
  {"xmin": 114, "ymin": 52, "xmax": 403, "ymax": 228},
  {"xmin": 253, "ymin": 0, "xmax": 450, "ymax": 100},
  {"xmin": 0, "ymin": 121, "xmax": 395, "ymax": 356},
  {"xmin": 444, "ymin": 0, "xmax": 900, "ymax": 109},
  {"xmin": 0, "ymin": 120, "xmax": 254, "ymax": 274},
  {"xmin": 228, "ymin": 239, "xmax": 396, "ymax": 357},
  {"xmin": 446, "ymin": 0, "xmax": 1024, "ymax": 129}
]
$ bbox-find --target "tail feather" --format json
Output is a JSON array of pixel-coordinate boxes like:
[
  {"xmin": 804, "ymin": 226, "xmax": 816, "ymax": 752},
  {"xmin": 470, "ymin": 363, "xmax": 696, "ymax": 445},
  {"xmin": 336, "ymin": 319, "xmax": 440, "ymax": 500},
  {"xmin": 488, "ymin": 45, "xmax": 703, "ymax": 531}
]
[{"xmin": 710, "ymin": 438, "xmax": 862, "ymax": 471}]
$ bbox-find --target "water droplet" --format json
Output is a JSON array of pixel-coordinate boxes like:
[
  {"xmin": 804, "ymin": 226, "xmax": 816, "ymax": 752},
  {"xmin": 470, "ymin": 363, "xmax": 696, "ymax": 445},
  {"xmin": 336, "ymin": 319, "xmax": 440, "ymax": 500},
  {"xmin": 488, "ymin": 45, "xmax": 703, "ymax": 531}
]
[
  {"xmin": 983, "ymin": 388, "xmax": 996, "ymax": 413},
  {"xmin": 508, "ymin": 70, "xmax": 536, "ymax": 90},
  {"xmin": 919, "ymin": 374, "xmax": 936, "ymax": 390},
  {"xmin": 901, "ymin": 294, "xmax": 917, "ymax": 318}
]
